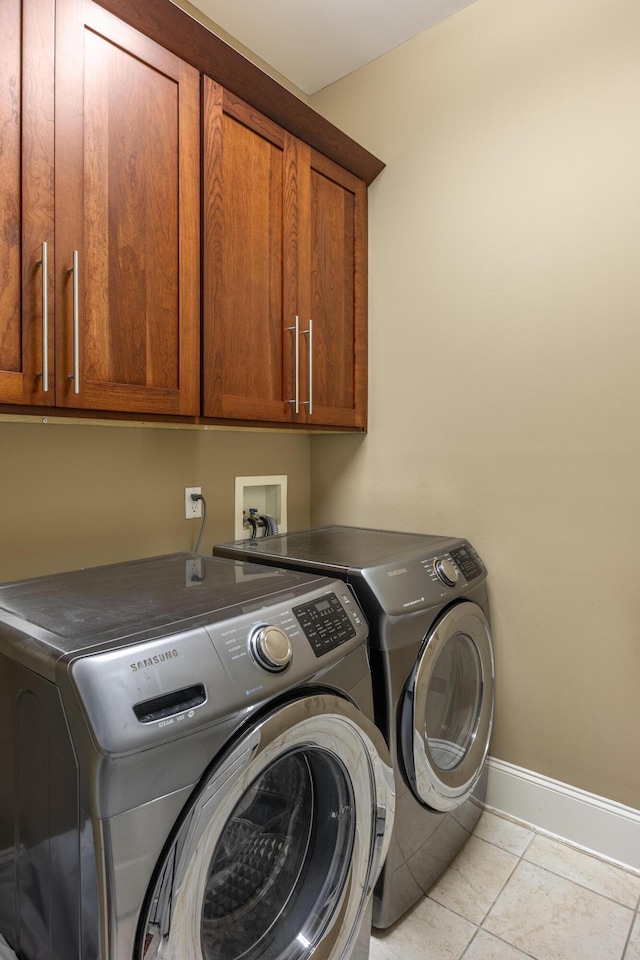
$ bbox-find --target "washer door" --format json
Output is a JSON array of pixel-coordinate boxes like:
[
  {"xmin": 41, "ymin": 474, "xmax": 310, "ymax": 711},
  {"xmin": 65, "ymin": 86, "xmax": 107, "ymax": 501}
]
[
  {"xmin": 402, "ymin": 601, "xmax": 494, "ymax": 812},
  {"xmin": 137, "ymin": 694, "xmax": 394, "ymax": 960}
]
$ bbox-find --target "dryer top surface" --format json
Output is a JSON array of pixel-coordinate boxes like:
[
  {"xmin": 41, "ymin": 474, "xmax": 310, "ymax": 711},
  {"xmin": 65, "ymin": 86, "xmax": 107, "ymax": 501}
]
[
  {"xmin": 217, "ymin": 526, "xmax": 452, "ymax": 573},
  {"xmin": 214, "ymin": 526, "xmax": 488, "ymax": 617}
]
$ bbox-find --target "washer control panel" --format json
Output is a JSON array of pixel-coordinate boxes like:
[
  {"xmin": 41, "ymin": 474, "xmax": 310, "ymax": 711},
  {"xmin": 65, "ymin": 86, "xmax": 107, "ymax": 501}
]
[
  {"xmin": 293, "ymin": 592, "xmax": 358, "ymax": 657},
  {"xmin": 70, "ymin": 576, "xmax": 368, "ymax": 755}
]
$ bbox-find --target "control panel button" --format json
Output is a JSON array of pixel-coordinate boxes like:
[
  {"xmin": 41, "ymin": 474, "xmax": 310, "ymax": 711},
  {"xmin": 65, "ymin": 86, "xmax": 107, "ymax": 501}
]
[
  {"xmin": 450, "ymin": 544, "xmax": 483, "ymax": 581},
  {"xmin": 293, "ymin": 592, "xmax": 357, "ymax": 658},
  {"xmin": 434, "ymin": 558, "xmax": 459, "ymax": 587},
  {"xmin": 249, "ymin": 624, "xmax": 292, "ymax": 672}
]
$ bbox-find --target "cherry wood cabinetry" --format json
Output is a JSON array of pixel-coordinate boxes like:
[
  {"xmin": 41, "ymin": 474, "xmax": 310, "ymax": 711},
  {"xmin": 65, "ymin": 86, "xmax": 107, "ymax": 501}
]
[
  {"xmin": 0, "ymin": 0, "xmax": 55, "ymax": 406},
  {"xmin": 203, "ymin": 79, "xmax": 367, "ymax": 429},
  {"xmin": 202, "ymin": 81, "xmax": 293, "ymax": 423},
  {"xmin": 55, "ymin": 0, "xmax": 200, "ymax": 415},
  {"xmin": 2, "ymin": 0, "xmax": 379, "ymax": 429},
  {"xmin": 300, "ymin": 147, "xmax": 367, "ymax": 428},
  {"xmin": 0, "ymin": 0, "xmax": 200, "ymax": 415},
  {"xmin": 95, "ymin": 0, "xmax": 385, "ymax": 187}
]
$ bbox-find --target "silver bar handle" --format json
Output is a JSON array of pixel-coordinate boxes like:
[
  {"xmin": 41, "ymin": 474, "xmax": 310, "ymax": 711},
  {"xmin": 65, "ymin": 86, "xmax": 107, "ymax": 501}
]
[
  {"xmin": 67, "ymin": 250, "xmax": 80, "ymax": 394},
  {"xmin": 302, "ymin": 319, "xmax": 313, "ymax": 416},
  {"xmin": 36, "ymin": 241, "xmax": 49, "ymax": 392},
  {"xmin": 288, "ymin": 315, "xmax": 300, "ymax": 413}
]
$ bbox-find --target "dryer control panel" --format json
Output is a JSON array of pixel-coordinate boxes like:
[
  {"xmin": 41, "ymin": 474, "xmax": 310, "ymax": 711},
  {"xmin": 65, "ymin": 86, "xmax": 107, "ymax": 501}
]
[
  {"xmin": 361, "ymin": 539, "xmax": 487, "ymax": 617},
  {"xmin": 450, "ymin": 544, "xmax": 484, "ymax": 582}
]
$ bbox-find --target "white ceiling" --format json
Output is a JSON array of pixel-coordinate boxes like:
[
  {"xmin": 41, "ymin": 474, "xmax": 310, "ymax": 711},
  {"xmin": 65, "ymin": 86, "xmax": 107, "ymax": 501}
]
[{"xmin": 188, "ymin": 0, "xmax": 478, "ymax": 95}]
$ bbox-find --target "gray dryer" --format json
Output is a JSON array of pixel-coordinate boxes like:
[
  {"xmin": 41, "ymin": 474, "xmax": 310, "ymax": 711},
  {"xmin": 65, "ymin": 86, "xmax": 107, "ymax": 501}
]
[{"xmin": 214, "ymin": 525, "xmax": 495, "ymax": 929}]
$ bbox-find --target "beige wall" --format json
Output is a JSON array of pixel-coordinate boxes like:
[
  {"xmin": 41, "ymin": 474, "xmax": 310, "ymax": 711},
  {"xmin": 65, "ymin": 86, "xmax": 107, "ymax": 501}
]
[
  {"xmin": 0, "ymin": 419, "xmax": 310, "ymax": 584},
  {"xmin": 310, "ymin": 0, "xmax": 640, "ymax": 808}
]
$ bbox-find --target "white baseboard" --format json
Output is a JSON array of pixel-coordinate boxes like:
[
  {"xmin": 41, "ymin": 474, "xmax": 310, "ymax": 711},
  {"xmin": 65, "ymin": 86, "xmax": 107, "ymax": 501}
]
[{"xmin": 485, "ymin": 757, "xmax": 640, "ymax": 872}]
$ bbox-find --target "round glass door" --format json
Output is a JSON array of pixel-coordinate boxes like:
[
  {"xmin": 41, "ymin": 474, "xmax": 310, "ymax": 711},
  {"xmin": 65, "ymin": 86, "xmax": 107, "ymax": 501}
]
[
  {"xmin": 425, "ymin": 633, "xmax": 482, "ymax": 772},
  {"xmin": 402, "ymin": 602, "xmax": 494, "ymax": 812},
  {"xmin": 200, "ymin": 749, "xmax": 354, "ymax": 960},
  {"xmin": 138, "ymin": 695, "xmax": 394, "ymax": 960}
]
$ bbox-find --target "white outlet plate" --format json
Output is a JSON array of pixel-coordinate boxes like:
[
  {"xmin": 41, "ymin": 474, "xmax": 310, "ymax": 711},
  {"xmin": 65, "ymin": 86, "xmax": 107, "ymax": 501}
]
[
  {"xmin": 185, "ymin": 487, "xmax": 202, "ymax": 519},
  {"xmin": 185, "ymin": 558, "xmax": 204, "ymax": 586}
]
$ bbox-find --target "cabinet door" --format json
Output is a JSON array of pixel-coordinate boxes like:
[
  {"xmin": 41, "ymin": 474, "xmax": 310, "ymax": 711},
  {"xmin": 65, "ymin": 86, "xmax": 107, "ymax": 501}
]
[
  {"xmin": 203, "ymin": 81, "xmax": 368, "ymax": 430},
  {"xmin": 54, "ymin": 0, "xmax": 200, "ymax": 415},
  {"xmin": 0, "ymin": 0, "xmax": 55, "ymax": 406},
  {"xmin": 297, "ymin": 147, "xmax": 368, "ymax": 429},
  {"xmin": 202, "ymin": 79, "xmax": 295, "ymax": 423}
]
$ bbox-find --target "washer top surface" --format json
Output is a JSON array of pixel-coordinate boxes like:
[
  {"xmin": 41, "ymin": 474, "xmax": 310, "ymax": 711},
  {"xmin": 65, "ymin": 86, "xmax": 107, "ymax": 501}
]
[
  {"xmin": 0, "ymin": 554, "xmax": 371, "ymax": 754},
  {"xmin": 0, "ymin": 553, "xmax": 326, "ymax": 653}
]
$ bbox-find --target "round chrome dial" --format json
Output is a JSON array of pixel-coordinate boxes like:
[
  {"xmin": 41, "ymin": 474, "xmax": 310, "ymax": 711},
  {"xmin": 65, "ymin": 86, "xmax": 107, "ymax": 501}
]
[
  {"xmin": 434, "ymin": 558, "xmax": 459, "ymax": 587},
  {"xmin": 249, "ymin": 624, "xmax": 292, "ymax": 672}
]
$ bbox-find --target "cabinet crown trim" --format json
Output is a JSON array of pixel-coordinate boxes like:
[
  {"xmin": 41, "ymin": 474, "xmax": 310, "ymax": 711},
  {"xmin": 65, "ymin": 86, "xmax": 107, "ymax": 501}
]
[{"xmin": 94, "ymin": 0, "xmax": 385, "ymax": 185}]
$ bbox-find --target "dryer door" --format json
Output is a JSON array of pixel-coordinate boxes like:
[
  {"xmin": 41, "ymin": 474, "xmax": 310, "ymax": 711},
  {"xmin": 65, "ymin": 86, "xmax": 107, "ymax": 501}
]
[
  {"xmin": 402, "ymin": 601, "xmax": 494, "ymax": 812},
  {"xmin": 137, "ymin": 693, "xmax": 394, "ymax": 960}
]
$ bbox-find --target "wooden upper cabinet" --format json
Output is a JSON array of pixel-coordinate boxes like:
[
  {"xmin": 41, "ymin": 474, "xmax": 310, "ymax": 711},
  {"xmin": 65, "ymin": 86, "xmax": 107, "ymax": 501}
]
[
  {"xmin": 202, "ymin": 79, "xmax": 367, "ymax": 429},
  {"xmin": 3, "ymin": 1, "xmax": 370, "ymax": 426},
  {"xmin": 298, "ymin": 147, "xmax": 367, "ymax": 429},
  {"xmin": 53, "ymin": 0, "xmax": 200, "ymax": 415},
  {"xmin": 0, "ymin": 0, "xmax": 55, "ymax": 406},
  {"xmin": 202, "ymin": 80, "xmax": 294, "ymax": 422},
  {"xmin": 0, "ymin": 0, "xmax": 200, "ymax": 416}
]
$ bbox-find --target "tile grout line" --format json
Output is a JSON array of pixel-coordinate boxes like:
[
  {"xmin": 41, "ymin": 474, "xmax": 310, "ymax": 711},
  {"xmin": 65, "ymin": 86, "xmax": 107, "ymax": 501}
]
[
  {"xmin": 458, "ymin": 824, "xmax": 536, "ymax": 959},
  {"xmin": 620, "ymin": 892, "xmax": 640, "ymax": 960},
  {"xmin": 389, "ymin": 809, "xmax": 639, "ymax": 960},
  {"xmin": 469, "ymin": 811, "xmax": 639, "ymax": 960},
  {"xmin": 517, "ymin": 856, "xmax": 640, "ymax": 911},
  {"xmin": 485, "ymin": 805, "xmax": 640, "ymax": 880},
  {"xmin": 488, "ymin": 809, "xmax": 640, "ymax": 905},
  {"xmin": 477, "ymin": 825, "xmax": 534, "ymax": 926}
]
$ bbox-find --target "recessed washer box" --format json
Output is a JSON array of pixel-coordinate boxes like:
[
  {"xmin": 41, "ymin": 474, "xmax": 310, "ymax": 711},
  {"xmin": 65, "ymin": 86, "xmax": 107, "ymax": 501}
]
[{"xmin": 235, "ymin": 475, "xmax": 287, "ymax": 540}]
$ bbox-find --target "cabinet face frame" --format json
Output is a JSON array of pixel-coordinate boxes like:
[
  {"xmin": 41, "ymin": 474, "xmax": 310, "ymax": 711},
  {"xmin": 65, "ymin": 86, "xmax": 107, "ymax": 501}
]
[
  {"xmin": 53, "ymin": 0, "xmax": 200, "ymax": 416},
  {"xmin": 0, "ymin": 0, "xmax": 55, "ymax": 406}
]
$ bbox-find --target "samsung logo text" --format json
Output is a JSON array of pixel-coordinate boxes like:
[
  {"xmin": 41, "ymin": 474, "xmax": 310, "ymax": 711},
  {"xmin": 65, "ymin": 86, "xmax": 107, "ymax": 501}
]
[{"xmin": 130, "ymin": 649, "xmax": 179, "ymax": 672}]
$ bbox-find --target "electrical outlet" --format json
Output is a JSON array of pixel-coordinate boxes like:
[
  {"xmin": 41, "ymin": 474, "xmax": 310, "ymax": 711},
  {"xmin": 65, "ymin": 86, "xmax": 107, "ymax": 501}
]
[
  {"xmin": 185, "ymin": 558, "xmax": 204, "ymax": 586},
  {"xmin": 185, "ymin": 487, "xmax": 202, "ymax": 519}
]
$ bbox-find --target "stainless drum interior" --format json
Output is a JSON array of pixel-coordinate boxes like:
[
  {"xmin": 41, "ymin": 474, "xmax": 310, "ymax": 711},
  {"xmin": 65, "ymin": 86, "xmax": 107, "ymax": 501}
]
[
  {"xmin": 199, "ymin": 748, "xmax": 354, "ymax": 960},
  {"xmin": 138, "ymin": 695, "xmax": 394, "ymax": 960}
]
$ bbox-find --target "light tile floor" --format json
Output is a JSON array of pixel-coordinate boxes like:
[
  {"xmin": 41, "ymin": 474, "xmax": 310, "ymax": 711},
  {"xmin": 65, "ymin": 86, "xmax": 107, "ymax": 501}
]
[{"xmin": 370, "ymin": 810, "xmax": 640, "ymax": 960}]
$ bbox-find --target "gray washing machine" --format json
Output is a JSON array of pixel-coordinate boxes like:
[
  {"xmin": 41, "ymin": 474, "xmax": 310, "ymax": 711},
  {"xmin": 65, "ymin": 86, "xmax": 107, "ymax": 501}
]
[
  {"xmin": 214, "ymin": 526, "xmax": 495, "ymax": 929},
  {"xmin": 0, "ymin": 552, "xmax": 394, "ymax": 960}
]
